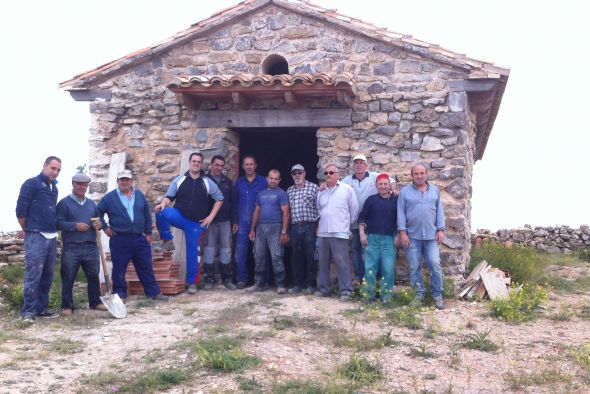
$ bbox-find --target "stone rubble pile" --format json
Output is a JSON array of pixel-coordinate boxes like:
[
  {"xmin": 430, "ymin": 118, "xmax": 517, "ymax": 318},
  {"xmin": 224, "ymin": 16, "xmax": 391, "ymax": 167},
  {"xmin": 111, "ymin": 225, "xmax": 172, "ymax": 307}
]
[{"xmin": 474, "ymin": 225, "xmax": 590, "ymax": 254}]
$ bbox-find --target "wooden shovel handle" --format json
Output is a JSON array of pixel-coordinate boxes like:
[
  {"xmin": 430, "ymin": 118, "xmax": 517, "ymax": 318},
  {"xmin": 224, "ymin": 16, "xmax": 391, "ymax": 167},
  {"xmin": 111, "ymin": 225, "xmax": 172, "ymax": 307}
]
[{"xmin": 91, "ymin": 218, "xmax": 112, "ymax": 294}]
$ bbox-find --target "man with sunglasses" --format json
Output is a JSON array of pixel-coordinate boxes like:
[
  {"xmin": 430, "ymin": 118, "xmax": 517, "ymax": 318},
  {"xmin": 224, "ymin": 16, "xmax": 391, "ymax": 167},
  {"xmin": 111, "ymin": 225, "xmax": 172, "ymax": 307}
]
[
  {"xmin": 316, "ymin": 164, "xmax": 359, "ymax": 300},
  {"xmin": 286, "ymin": 164, "xmax": 319, "ymax": 294}
]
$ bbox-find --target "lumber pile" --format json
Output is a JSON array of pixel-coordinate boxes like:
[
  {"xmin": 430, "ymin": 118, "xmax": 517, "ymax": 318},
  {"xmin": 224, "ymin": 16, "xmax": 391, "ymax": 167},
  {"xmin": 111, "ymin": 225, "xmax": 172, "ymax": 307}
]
[
  {"xmin": 457, "ymin": 260, "xmax": 511, "ymax": 300},
  {"xmin": 126, "ymin": 250, "xmax": 185, "ymax": 295}
]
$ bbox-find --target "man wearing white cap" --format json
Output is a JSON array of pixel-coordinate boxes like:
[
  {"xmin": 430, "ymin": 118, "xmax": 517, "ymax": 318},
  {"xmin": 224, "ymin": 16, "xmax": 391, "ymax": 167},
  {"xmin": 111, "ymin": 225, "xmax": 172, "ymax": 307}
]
[
  {"xmin": 97, "ymin": 169, "xmax": 167, "ymax": 302},
  {"xmin": 57, "ymin": 172, "xmax": 107, "ymax": 314},
  {"xmin": 342, "ymin": 154, "xmax": 397, "ymax": 287}
]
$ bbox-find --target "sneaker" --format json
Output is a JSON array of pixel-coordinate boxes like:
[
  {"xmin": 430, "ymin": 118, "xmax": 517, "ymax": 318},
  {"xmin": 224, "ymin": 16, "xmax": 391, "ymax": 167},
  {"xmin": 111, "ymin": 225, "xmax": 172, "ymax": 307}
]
[
  {"xmin": 187, "ymin": 285, "xmax": 198, "ymax": 295},
  {"xmin": 277, "ymin": 287, "xmax": 287, "ymax": 295},
  {"xmin": 151, "ymin": 294, "xmax": 169, "ymax": 302},
  {"xmin": 288, "ymin": 286, "xmax": 302, "ymax": 294},
  {"xmin": 340, "ymin": 293, "xmax": 352, "ymax": 301},
  {"xmin": 409, "ymin": 297, "xmax": 423, "ymax": 308},
  {"xmin": 314, "ymin": 290, "xmax": 330, "ymax": 298},
  {"xmin": 94, "ymin": 304, "xmax": 108, "ymax": 311},
  {"xmin": 21, "ymin": 313, "xmax": 35, "ymax": 323},
  {"xmin": 61, "ymin": 308, "xmax": 73, "ymax": 315},
  {"xmin": 224, "ymin": 281, "xmax": 237, "ymax": 290},
  {"xmin": 236, "ymin": 282, "xmax": 246, "ymax": 290},
  {"xmin": 434, "ymin": 298, "xmax": 446, "ymax": 310},
  {"xmin": 245, "ymin": 283, "xmax": 268, "ymax": 293},
  {"xmin": 204, "ymin": 281, "xmax": 214, "ymax": 290},
  {"xmin": 37, "ymin": 309, "xmax": 59, "ymax": 319}
]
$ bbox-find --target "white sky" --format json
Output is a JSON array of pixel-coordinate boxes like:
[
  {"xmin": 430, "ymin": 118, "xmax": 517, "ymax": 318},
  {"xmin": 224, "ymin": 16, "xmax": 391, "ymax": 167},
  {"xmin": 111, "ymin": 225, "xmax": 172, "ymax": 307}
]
[{"xmin": 1, "ymin": 0, "xmax": 588, "ymax": 232}]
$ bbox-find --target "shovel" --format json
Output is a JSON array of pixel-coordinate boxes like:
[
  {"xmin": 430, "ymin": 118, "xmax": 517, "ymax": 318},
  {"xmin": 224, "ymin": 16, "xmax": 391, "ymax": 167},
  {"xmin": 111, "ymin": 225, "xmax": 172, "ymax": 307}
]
[{"xmin": 91, "ymin": 218, "xmax": 127, "ymax": 318}]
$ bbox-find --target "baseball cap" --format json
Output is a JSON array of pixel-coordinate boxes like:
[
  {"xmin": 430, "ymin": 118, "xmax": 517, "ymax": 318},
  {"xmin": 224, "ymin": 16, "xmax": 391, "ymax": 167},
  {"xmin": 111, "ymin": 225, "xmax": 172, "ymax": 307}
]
[
  {"xmin": 117, "ymin": 169, "xmax": 133, "ymax": 179},
  {"xmin": 376, "ymin": 173, "xmax": 390, "ymax": 182},
  {"xmin": 72, "ymin": 173, "xmax": 91, "ymax": 183},
  {"xmin": 291, "ymin": 164, "xmax": 305, "ymax": 172},
  {"xmin": 352, "ymin": 154, "xmax": 367, "ymax": 162}
]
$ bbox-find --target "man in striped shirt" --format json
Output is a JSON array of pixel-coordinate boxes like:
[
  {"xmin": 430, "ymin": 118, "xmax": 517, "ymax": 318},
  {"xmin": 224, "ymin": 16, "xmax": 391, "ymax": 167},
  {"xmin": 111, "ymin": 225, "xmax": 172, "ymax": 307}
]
[{"xmin": 287, "ymin": 164, "xmax": 319, "ymax": 294}]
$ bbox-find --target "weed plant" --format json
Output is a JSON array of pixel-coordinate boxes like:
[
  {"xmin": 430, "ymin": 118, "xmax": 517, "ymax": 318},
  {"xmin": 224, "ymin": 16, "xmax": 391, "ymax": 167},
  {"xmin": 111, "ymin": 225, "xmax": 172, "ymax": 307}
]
[
  {"xmin": 470, "ymin": 242, "xmax": 546, "ymax": 284},
  {"xmin": 409, "ymin": 343, "xmax": 436, "ymax": 358},
  {"xmin": 194, "ymin": 336, "xmax": 260, "ymax": 372},
  {"xmin": 506, "ymin": 369, "xmax": 573, "ymax": 389},
  {"xmin": 333, "ymin": 330, "xmax": 396, "ymax": 351},
  {"xmin": 489, "ymin": 284, "xmax": 547, "ymax": 323},
  {"xmin": 47, "ymin": 338, "xmax": 86, "ymax": 355},
  {"xmin": 459, "ymin": 330, "xmax": 498, "ymax": 352},
  {"xmin": 272, "ymin": 379, "xmax": 354, "ymax": 394},
  {"xmin": 570, "ymin": 342, "xmax": 590, "ymax": 372},
  {"xmin": 386, "ymin": 306, "xmax": 423, "ymax": 329},
  {"xmin": 337, "ymin": 354, "xmax": 383, "ymax": 387}
]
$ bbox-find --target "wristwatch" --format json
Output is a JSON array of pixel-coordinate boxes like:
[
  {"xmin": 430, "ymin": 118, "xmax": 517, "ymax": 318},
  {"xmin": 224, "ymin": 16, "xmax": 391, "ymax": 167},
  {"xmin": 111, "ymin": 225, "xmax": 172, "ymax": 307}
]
[{"xmin": 281, "ymin": 230, "xmax": 287, "ymax": 234}]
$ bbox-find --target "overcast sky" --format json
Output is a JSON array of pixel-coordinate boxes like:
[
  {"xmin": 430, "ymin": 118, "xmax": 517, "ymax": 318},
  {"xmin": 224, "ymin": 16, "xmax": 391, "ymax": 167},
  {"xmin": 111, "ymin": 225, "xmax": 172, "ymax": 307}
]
[{"xmin": 1, "ymin": 0, "xmax": 588, "ymax": 232}]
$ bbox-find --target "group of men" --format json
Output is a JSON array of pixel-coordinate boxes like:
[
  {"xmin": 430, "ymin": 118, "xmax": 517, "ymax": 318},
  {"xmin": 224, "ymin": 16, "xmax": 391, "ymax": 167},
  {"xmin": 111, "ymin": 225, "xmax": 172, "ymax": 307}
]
[{"xmin": 15, "ymin": 152, "xmax": 446, "ymax": 321}]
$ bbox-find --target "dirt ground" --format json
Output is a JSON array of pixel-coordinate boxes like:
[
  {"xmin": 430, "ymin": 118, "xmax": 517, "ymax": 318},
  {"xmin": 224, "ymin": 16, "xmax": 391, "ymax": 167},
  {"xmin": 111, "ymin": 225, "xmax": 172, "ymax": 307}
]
[{"xmin": 1, "ymin": 269, "xmax": 590, "ymax": 394}]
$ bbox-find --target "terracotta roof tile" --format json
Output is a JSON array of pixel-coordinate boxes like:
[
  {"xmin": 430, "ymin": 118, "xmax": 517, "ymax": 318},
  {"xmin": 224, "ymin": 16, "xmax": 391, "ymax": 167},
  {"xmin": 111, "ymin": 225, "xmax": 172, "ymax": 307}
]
[{"xmin": 169, "ymin": 72, "xmax": 354, "ymax": 89}]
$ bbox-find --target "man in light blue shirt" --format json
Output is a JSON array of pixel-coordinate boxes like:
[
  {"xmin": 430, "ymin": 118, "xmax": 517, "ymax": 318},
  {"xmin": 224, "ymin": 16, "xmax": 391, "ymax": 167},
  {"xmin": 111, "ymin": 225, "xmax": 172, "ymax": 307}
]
[{"xmin": 397, "ymin": 164, "xmax": 446, "ymax": 309}]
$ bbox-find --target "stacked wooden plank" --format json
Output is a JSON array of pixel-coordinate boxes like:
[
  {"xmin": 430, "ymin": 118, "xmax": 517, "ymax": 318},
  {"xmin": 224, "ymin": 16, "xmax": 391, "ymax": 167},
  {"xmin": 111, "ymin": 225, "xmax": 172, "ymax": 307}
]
[
  {"xmin": 126, "ymin": 251, "xmax": 186, "ymax": 295},
  {"xmin": 457, "ymin": 260, "xmax": 511, "ymax": 300}
]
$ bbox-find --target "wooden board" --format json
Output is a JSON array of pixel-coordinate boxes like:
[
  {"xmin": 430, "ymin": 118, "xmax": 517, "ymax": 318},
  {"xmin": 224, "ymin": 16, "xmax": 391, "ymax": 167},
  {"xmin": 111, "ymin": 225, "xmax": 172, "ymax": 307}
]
[
  {"xmin": 196, "ymin": 109, "xmax": 352, "ymax": 128},
  {"xmin": 481, "ymin": 271, "xmax": 510, "ymax": 300}
]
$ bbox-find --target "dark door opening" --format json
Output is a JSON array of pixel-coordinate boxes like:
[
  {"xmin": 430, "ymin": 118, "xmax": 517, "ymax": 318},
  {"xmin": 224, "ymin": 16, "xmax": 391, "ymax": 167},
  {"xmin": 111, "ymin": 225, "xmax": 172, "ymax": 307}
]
[{"xmin": 237, "ymin": 127, "xmax": 318, "ymax": 189}]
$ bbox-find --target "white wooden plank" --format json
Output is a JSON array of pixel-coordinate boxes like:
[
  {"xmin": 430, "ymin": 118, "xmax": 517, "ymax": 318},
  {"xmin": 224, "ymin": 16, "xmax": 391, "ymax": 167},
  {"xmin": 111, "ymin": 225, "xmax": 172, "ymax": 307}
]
[{"xmin": 481, "ymin": 271, "xmax": 510, "ymax": 300}]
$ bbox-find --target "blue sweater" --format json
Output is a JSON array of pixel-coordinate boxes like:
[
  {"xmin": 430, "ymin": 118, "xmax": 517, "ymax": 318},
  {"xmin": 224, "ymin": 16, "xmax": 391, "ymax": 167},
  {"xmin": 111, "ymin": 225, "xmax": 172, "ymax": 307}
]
[
  {"xmin": 15, "ymin": 172, "xmax": 58, "ymax": 232},
  {"xmin": 97, "ymin": 188, "xmax": 152, "ymax": 235},
  {"xmin": 358, "ymin": 193, "xmax": 398, "ymax": 235},
  {"xmin": 57, "ymin": 195, "xmax": 104, "ymax": 244}
]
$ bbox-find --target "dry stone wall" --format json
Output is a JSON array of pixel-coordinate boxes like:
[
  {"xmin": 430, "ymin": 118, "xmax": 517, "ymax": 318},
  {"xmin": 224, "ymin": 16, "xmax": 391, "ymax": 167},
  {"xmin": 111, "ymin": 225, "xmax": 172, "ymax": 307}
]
[
  {"xmin": 474, "ymin": 225, "xmax": 590, "ymax": 254},
  {"xmin": 83, "ymin": 5, "xmax": 477, "ymax": 276}
]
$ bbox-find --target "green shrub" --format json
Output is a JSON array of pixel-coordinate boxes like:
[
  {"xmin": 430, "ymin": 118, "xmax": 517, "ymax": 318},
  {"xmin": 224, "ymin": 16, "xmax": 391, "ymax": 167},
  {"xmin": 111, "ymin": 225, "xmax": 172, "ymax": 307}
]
[
  {"xmin": 578, "ymin": 248, "xmax": 590, "ymax": 262},
  {"xmin": 489, "ymin": 283, "xmax": 547, "ymax": 323},
  {"xmin": 570, "ymin": 342, "xmax": 590, "ymax": 372},
  {"xmin": 460, "ymin": 330, "xmax": 499, "ymax": 352},
  {"xmin": 121, "ymin": 368, "xmax": 187, "ymax": 393},
  {"xmin": 337, "ymin": 354, "xmax": 382, "ymax": 386},
  {"xmin": 194, "ymin": 336, "xmax": 260, "ymax": 372},
  {"xmin": 0, "ymin": 264, "xmax": 25, "ymax": 284},
  {"xmin": 470, "ymin": 242, "xmax": 546, "ymax": 284}
]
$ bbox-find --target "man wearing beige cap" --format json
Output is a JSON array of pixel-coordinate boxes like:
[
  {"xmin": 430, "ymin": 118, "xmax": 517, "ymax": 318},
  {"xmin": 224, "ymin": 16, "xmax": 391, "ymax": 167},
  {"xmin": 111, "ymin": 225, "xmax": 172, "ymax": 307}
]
[
  {"xmin": 57, "ymin": 172, "xmax": 107, "ymax": 314},
  {"xmin": 97, "ymin": 170, "xmax": 167, "ymax": 302}
]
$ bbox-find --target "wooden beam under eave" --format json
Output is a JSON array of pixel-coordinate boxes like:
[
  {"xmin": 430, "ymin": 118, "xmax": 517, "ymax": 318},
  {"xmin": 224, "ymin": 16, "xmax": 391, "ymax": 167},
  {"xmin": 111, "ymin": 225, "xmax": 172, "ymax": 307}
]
[
  {"xmin": 176, "ymin": 93, "xmax": 200, "ymax": 110},
  {"xmin": 284, "ymin": 91, "xmax": 298, "ymax": 108},
  {"xmin": 232, "ymin": 92, "xmax": 248, "ymax": 110},
  {"xmin": 336, "ymin": 90, "xmax": 354, "ymax": 108}
]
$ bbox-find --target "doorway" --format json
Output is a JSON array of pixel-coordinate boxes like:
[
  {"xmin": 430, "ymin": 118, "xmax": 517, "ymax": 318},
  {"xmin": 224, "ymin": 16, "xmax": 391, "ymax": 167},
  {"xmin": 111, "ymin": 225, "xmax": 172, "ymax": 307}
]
[{"xmin": 237, "ymin": 127, "xmax": 318, "ymax": 189}]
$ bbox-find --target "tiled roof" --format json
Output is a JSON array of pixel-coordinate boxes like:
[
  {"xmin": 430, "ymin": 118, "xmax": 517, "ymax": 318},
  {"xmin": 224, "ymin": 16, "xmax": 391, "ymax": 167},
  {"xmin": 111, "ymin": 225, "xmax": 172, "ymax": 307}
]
[
  {"xmin": 59, "ymin": 0, "xmax": 509, "ymax": 89},
  {"xmin": 168, "ymin": 72, "xmax": 354, "ymax": 89}
]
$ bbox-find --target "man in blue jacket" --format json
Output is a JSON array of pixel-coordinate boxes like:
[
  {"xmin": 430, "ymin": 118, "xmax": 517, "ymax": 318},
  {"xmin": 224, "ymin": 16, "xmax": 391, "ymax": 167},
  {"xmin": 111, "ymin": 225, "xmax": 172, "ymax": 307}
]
[
  {"xmin": 15, "ymin": 156, "xmax": 62, "ymax": 321},
  {"xmin": 97, "ymin": 169, "xmax": 166, "ymax": 302},
  {"xmin": 232, "ymin": 155, "xmax": 267, "ymax": 288},
  {"xmin": 57, "ymin": 172, "xmax": 108, "ymax": 314},
  {"xmin": 154, "ymin": 152, "xmax": 224, "ymax": 294}
]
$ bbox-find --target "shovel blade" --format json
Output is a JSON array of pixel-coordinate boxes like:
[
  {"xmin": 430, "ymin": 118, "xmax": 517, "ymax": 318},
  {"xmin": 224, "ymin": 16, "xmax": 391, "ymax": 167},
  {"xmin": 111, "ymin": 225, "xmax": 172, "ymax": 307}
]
[{"xmin": 100, "ymin": 293, "xmax": 127, "ymax": 319}]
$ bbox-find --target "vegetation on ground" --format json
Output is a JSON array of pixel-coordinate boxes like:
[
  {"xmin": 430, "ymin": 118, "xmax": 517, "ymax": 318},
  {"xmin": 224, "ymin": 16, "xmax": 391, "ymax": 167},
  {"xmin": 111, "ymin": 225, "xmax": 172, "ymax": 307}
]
[{"xmin": 489, "ymin": 283, "xmax": 547, "ymax": 323}]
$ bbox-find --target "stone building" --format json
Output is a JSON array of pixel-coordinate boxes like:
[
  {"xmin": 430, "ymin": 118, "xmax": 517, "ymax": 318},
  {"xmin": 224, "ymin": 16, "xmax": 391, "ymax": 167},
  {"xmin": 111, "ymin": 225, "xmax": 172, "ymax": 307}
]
[{"xmin": 59, "ymin": 0, "xmax": 510, "ymax": 279}]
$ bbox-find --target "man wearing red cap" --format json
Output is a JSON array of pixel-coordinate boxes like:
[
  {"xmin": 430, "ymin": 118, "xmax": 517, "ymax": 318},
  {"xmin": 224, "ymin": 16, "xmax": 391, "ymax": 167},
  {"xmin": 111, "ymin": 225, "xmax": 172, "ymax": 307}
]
[{"xmin": 358, "ymin": 173, "xmax": 398, "ymax": 303}]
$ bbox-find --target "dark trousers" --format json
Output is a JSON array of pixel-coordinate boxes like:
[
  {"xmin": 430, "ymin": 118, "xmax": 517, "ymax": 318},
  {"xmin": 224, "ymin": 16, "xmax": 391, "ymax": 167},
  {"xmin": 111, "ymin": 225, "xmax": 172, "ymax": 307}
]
[
  {"xmin": 21, "ymin": 232, "xmax": 57, "ymax": 317},
  {"xmin": 290, "ymin": 222, "xmax": 317, "ymax": 288},
  {"xmin": 253, "ymin": 223, "xmax": 285, "ymax": 286},
  {"xmin": 61, "ymin": 242, "xmax": 101, "ymax": 309},
  {"xmin": 109, "ymin": 234, "xmax": 160, "ymax": 299}
]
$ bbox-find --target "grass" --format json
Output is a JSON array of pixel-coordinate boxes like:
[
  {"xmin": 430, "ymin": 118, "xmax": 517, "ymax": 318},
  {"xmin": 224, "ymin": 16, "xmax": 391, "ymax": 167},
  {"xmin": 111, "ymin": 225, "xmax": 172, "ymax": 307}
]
[
  {"xmin": 194, "ymin": 335, "xmax": 260, "ymax": 372},
  {"xmin": 459, "ymin": 330, "xmax": 498, "ymax": 352},
  {"xmin": 236, "ymin": 376, "xmax": 263, "ymax": 392},
  {"xmin": 470, "ymin": 242, "xmax": 547, "ymax": 284},
  {"xmin": 81, "ymin": 370, "xmax": 121, "ymax": 390},
  {"xmin": 333, "ymin": 330, "xmax": 397, "ymax": 351},
  {"xmin": 47, "ymin": 338, "xmax": 86, "ymax": 355},
  {"xmin": 82, "ymin": 368, "xmax": 188, "ymax": 393},
  {"xmin": 578, "ymin": 247, "xmax": 590, "ymax": 262},
  {"xmin": 409, "ymin": 343, "xmax": 436, "ymax": 359},
  {"xmin": 386, "ymin": 306, "xmax": 423, "ymax": 329},
  {"xmin": 489, "ymin": 283, "xmax": 547, "ymax": 323},
  {"xmin": 545, "ymin": 276, "xmax": 590, "ymax": 294},
  {"xmin": 549, "ymin": 303, "xmax": 575, "ymax": 321},
  {"xmin": 272, "ymin": 379, "xmax": 355, "ymax": 394},
  {"xmin": 506, "ymin": 368, "xmax": 573, "ymax": 389},
  {"xmin": 336, "ymin": 354, "xmax": 383, "ymax": 387},
  {"xmin": 570, "ymin": 342, "xmax": 590, "ymax": 372}
]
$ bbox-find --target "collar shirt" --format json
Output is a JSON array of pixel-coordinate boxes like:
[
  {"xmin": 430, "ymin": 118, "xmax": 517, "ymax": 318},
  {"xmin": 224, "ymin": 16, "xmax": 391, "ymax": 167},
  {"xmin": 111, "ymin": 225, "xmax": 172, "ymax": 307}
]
[
  {"xmin": 69, "ymin": 193, "xmax": 87, "ymax": 206},
  {"xmin": 397, "ymin": 182, "xmax": 445, "ymax": 240},
  {"xmin": 342, "ymin": 171, "xmax": 380, "ymax": 229},
  {"xmin": 116, "ymin": 187, "xmax": 136, "ymax": 222},
  {"xmin": 287, "ymin": 180, "xmax": 319, "ymax": 223},
  {"xmin": 316, "ymin": 181, "xmax": 359, "ymax": 238}
]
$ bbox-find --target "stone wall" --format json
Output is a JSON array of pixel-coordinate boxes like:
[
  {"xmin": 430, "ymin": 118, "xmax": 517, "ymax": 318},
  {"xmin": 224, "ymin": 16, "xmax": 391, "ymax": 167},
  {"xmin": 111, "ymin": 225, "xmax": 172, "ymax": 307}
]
[
  {"xmin": 473, "ymin": 225, "xmax": 590, "ymax": 254},
  {"xmin": 83, "ymin": 5, "xmax": 477, "ymax": 276},
  {"xmin": 0, "ymin": 232, "xmax": 25, "ymax": 265}
]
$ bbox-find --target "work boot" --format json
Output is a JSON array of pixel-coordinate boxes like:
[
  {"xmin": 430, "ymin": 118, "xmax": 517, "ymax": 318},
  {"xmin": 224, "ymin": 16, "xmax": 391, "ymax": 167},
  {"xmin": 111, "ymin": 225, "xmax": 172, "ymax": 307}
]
[
  {"xmin": 37, "ymin": 309, "xmax": 59, "ymax": 319},
  {"xmin": 224, "ymin": 280, "xmax": 237, "ymax": 290},
  {"xmin": 245, "ymin": 283, "xmax": 268, "ymax": 293},
  {"xmin": 288, "ymin": 286, "xmax": 302, "ymax": 294},
  {"xmin": 94, "ymin": 304, "xmax": 108, "ymax": 311},
  {"xmin": 277, "ymin": 286, "xmax": 287, "ymax": 295},
  {"xmin": 434, "ymin": 297, "xmax": 445, "ymax": 310},
  {"xmin": 151, "ymin": 294, "xmax": 170, "ymax": 302},
  {"xmin": 236, "ymin": 282, "xmax": 246, "ymax": 289}
]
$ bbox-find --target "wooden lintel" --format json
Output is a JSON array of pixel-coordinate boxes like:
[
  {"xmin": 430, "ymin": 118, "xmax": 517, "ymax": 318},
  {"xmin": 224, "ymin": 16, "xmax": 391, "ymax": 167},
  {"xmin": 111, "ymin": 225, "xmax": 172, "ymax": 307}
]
[
  {"xmin": 284, "ymin": 91, "xmax": 298, "ymax": 108},
  {"xmin": 448, "ymin": 79, "xmax": 497, "ymax": 92},
  {"xmin": 176, "ymin": 93, "xmax": 200, "ymax": 110},
  {"xmin": 336, "ymin": 90, "xmax": 354, "ymax": 108},
  {"xmin": 232, "ymin": 92, "xmax": 248, "ymax": 109},
  {"xmin": 196, "ymin": 109, "xmax": 352, "ymax": 128},
  {"xmin": 69, "ymin": 89, "xmax": 112, "ymax": 102}
]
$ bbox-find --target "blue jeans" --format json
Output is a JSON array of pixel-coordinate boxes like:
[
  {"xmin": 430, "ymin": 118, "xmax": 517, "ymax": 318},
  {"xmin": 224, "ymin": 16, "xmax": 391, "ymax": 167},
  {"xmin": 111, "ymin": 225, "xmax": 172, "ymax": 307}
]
[
  {"xmin": 109, "ymin": 234, "xmax": 160, "ymax": 298},
  {"xmin": 156, "ymin": 207, "xmax": 206, "ymax": 284},
  {"xmin": 289, "ymin": 222, "xmax": 317, "ymax": 289},
  {"xmin": 351, "ymin": 229, "xmax": 364, "ymax": 281},
  {"xmin": 405, "ymin": 238, "xmax": 443, "ymax": 299},
  {"xmin": 22, "ymin": 232, "xmax": 57, "ymax": 317},
  {"xmin": 363, "ymin": 234, "xmax": 396, "ymax": 301},
  {"xmin": 61, "ymin": 242, "xmax": 101, "ymax": 310},
  {"xmin": 253, "ymin": 223, "xmax": 285, "ymax": 286}
]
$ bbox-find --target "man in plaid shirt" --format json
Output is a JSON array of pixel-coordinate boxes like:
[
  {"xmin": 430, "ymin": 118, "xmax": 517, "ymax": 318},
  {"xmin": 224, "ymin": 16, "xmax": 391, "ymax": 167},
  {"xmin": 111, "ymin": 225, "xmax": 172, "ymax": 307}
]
[{"xmin": 286, "ymin": 164, "xmax": 319, "ymax": 294}]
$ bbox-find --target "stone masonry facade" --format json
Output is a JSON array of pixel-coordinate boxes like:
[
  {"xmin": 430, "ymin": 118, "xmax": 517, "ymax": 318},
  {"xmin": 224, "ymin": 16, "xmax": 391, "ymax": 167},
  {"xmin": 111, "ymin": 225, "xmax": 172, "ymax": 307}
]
[{"xmin": 79, "ymin": 4, "xmax": 489, "ymax": 280}]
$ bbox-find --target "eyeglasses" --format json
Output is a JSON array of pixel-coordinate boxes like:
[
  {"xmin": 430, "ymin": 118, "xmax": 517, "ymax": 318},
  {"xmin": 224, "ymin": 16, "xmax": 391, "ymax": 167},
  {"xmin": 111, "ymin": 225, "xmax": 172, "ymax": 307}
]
[
  {"xmin": 323, "ymin": 171, "xmax": 337, "ymax": 176},
  {"xmin": 291, "ymin": 171, "xmax": 303, "ymax": 175}
]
